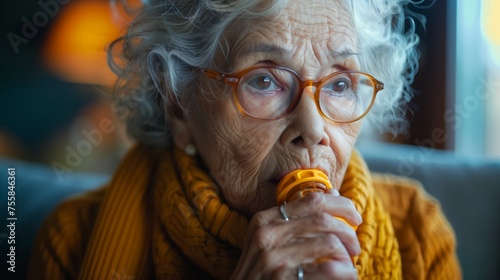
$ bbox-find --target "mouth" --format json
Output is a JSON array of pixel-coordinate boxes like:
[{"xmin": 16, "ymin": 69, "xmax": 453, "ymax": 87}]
[{"xmin": 272, "ymin": 167, "xmax": 331, "ymax": 185}]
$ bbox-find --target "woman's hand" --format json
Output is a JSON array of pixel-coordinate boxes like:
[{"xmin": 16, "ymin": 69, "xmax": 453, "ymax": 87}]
[{"xmin": 231, "ymin": 192, "xmax": 362, "ymax": 279}]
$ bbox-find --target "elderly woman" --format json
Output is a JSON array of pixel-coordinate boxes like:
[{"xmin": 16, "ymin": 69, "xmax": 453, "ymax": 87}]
[{"xmin": 29, "ymin": 0, "xmax": 461, "ymax": 279}]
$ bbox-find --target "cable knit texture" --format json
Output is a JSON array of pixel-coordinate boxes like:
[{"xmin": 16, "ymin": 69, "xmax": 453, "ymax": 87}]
[{"xmin": 28, "ymin": 145, "xmax": 462, "ymax": 279}]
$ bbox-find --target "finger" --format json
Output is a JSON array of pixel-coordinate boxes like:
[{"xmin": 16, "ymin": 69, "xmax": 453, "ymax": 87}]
[
  {"xmin": 245, "ymin": 191, "xmax": 361, "ymax": 241},
  {"xmin": 245, "ymin": 192, "xmax": 361, "ymax": 244},
  {"xmin": 243, "ymin": 210, "xmax": 360, "ymax": 270},
  {"xmin": 261, "ymin": 212, "xmax": 360, "ymax": 257},
  {"xmin": 284, "ymin": 192, "xmax": 362, "ymax": 227},
  {"xmin": 234, "ymin": 207, "xmax": 285, "ymax": 279},
  {"xmin": 237, "ymin": 194, "xmax": 361, "ymax": 278},
  {"xmin": 250, "ymin": 233, "xmax": 354, "ymax": 279},
  {"xmin": 245, "ymin": 207, "xmax": 283, "ymax": 244},
  {"xmin": 243, "ymin": 216, "xmax": 359, "ymax": 278},
  {"xmin": 275, "ymin": 213, "xmax": 360, "ymax": 256},
  {"xmin": 314, "ymin": 259, "xmax": 358, "ymax": 280}
]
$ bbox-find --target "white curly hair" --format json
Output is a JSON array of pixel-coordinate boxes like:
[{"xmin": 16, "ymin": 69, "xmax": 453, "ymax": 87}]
[{"xmin": 108, "ymin": 0, "xmax": 424, "ymax": 146}]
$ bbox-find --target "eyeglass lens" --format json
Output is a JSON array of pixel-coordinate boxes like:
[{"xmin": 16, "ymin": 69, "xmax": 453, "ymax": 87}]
[{"xmin": 235, "ymin": 68, "xmax": 375, "ymax": 121}]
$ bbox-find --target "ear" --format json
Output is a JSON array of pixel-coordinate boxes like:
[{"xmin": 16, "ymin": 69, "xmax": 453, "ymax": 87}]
[
  {"xmin": 166, "ymin": 96, "xmax": 194, "ymax": 151},
  {"xmin": 171, "ymin": 117, "xmax": 194, "ymax": 151}
]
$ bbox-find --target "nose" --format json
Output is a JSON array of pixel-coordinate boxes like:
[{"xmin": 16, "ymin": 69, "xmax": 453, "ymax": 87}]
[{"xmin": 280, "ymin": 86, "xmax": 330, "ymax": 148}]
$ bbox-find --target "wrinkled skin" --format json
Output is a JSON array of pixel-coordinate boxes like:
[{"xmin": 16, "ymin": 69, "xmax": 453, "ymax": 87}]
[{"xmin": 172, "ymin": 0, "xmax": 362, "ymax": 278}]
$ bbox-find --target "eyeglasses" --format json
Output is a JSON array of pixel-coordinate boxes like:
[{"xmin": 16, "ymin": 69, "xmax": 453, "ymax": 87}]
[{"xmin": 200, "ymin": 65, "xmax": 384, "ymax": 123}]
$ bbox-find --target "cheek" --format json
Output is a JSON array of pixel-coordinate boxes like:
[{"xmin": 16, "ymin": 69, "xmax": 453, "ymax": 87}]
[
  {"xmin": 187, "ymin": 95, "xmax": 279, "ymax": 211},
  {"xmin": 327, "ymin": 122, "xmax": 361, "ymax": 155},
  {"xmin": 339, "ymin": 121, "xmax": 362, "ymax": 148},
  {"xmin": 209, "ymin": 125, "xmax": 279, "ymax": 212},
  {"xmin": 209, "ymin": 124, "xmax": 275, "ymax": 185},
  {"xmin": 327, "ymin": 122, "xmax": 362, "ymax": 186}
]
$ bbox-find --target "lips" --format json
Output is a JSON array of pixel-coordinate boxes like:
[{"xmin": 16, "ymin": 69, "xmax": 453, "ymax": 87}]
[{"xmin": 272, "ymin": 167, "xmax": 331, "ymax": 184}]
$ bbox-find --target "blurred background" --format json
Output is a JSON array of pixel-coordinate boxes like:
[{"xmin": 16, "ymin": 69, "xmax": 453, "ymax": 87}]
[
  {"xmin": 1, "ymin": 1, "xmax": 500, "ymax": 279},
  {"xmin": 0, "ymin": 0, "xmax": 499, "ymax": 175},
  {"xmin": 0, "ymin": 0, "xmax": 138, "ymax": 174}
]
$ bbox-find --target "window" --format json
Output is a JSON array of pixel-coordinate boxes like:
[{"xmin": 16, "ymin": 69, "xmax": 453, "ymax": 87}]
[{"xmin": 452, "ymin": 0, "xmax": 500, "ymax": 158}]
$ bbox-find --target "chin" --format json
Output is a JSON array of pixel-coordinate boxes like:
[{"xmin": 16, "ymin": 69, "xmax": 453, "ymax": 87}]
[{"xmin": 229, "ymin": 181, "xmax": 277, "ymax": 217}]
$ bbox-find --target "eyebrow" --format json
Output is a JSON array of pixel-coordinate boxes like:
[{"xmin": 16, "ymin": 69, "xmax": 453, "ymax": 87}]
[
  {"xmin": 331, "ymin": 50, "xmax": 359, "ymax": 59},
  {"xmin": 239, "ymin": 43, "xmax": 359, "ymax": 60},
  {"xmin": 240, "ymin": 43, "xmax": 288, "ymax": 56}
]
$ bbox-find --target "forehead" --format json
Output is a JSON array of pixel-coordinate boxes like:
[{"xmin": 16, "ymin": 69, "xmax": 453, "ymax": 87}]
[{"xmin": 227, "ymin": 0, "xmax": 357, "ymax": 69}]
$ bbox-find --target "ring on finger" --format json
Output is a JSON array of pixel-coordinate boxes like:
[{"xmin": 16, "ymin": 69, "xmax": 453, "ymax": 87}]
[
  {"xmin": 279, "ymin": 204, "xmax": 289, "ymax": 222},
  {"xmin": 297, "ymin": 265, "xmax": 304, "ymax": 280}
]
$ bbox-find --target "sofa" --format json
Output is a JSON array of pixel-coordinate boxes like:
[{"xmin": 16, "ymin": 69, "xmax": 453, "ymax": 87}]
[{"xmin": 1, "ymin": 141, "xmax": 499, "ymax": 280}]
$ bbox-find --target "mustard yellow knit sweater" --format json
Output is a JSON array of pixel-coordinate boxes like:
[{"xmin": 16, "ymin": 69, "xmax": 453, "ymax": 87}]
[{"xmin": 28, "ymin": 145, "xmax": 461, "ymax": 279}]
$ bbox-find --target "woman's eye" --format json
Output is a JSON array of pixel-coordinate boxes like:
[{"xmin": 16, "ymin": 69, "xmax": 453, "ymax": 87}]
[
  {"xmin": 247, "ymin": 75, "xmax": 280, "ymax": 91},
  {"xmin": 334, "ymin": 81, "xmax": 347, "ymax": 92},
  {"xmin": 328, "ymin": 79, "xmax": 350, "ymax": 93}
]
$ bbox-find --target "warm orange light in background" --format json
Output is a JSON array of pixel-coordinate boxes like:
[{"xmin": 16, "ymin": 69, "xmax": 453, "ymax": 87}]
[{"xmin": 42, "ymin": 1, "xmax": 134, "ymax": 86}]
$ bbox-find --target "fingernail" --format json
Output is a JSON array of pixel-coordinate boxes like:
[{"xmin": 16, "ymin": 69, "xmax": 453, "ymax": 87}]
[{"xmin": 356, "ymin": 214, "xmax": 363, "ymax": 225}]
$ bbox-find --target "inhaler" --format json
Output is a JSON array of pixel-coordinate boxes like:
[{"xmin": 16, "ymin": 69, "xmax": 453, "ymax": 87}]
[
  {"xmin": 276, "ymin": 169, "xmax": 354, "ymax": 227},
  {"xmin": 276, "ymin": 169, "xmax": 357, "ymax": 264}
]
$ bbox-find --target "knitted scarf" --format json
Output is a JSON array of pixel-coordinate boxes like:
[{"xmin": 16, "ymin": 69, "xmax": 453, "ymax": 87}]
[{"xmin": 77, "ymin": 145, "xmax": 402, "ymax": 279}]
